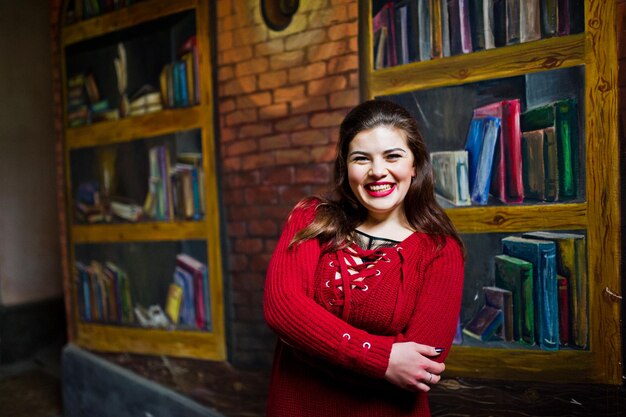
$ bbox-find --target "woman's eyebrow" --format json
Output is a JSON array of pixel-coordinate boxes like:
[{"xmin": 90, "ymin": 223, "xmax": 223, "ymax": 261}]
[
  {"xmin": 348, "ymin": 150, "xmax": 369, "ymax": 157},
  {"xmin": 384, "ymin": 148, "xmax": 408, "ymax": 154}
]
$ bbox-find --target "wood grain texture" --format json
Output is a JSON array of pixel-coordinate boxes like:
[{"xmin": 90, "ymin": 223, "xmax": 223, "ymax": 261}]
[
  {"xmin": 62, "ymin": 0, "xmax": 195, "ymax": 46},
  {"xmin": 71, "ymin": 221, "xmax": 209, "ymax": 243},
  {"xmin": 447, "ymin": 203, "xmax": 587, "ymax": 233},
  {"xmin": 65, "ymin": 106, "xmax": 203, "ymax": 149},
  {"xmin": 369, "ymin": 35, "xmax": 585, "ymax": 96},
  {"xmin": 76, "ymin": 323, "xmax": 227, "ymax": 360}
]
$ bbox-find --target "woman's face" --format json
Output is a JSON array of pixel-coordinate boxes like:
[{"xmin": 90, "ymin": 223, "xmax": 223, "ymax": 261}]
[{"xmin": 347, "ymin": 126, "xmax": 416, "ymax": 222}]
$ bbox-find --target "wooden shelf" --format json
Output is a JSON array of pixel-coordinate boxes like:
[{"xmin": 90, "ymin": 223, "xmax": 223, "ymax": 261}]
[
  {"xmin": 66, "ymin": 106, "xmax": 203, "ymax": 149},
  {"xmin": 62, "ymin": 0, "xmax": 195, "ymax": 46},
  {"xmin": 72, "ymin": 220, "xmax": 209, "ymax": 243},
  {"xmin": 447, "ymin": 203, "xmax": 587, "ymax": 233},
  {"xmin": 76, "ymin": 323, "xmax": 226, "ymax": 361},
  {"xmin": 366, "ymin": 34, "xmax": 585, "ymax": 97}
]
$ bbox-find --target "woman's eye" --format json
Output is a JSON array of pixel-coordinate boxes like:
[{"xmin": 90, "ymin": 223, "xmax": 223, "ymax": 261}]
[
  {"xmin": 351, "ymin": 156, "xmax": 369, "ymax": 163},
  {"xmin": 387, "ymin": 153, "xmax": 403, "ymax": 160}
]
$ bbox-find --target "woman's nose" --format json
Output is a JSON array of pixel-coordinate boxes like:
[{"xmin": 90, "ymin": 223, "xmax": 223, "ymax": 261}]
[{"xmin": 368, "ymin": 159, "xmax": 387, "ymax": 177}]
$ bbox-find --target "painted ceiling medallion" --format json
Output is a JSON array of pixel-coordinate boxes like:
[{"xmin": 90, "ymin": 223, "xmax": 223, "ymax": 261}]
[{"xmin": 261, "ymin": 0, "xmax": 299, "ymax": 31}]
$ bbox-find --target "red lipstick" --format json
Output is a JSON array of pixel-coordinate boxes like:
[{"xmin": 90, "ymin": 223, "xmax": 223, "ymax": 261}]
[{"xmin": 365, "ymin": 182, "xmax": 395, "ymax": 197}]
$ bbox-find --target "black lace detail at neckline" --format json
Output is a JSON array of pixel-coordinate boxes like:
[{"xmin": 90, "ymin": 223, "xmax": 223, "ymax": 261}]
[{"xmin": 353, "ymin": 229, "xmax": 400, "ymax": 250}]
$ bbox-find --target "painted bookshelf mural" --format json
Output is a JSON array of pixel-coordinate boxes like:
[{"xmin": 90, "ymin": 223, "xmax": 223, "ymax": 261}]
[
  {"xmin": 74, "ymin": 240, "xmax": 212, "ymax": 332},
  {"xmin": 383, "ymin": 65, "xmax": 585, "ymax": 208},
  {"xmin": 371, "ymin": 0, "xmax": 584, "ymax": 69}
]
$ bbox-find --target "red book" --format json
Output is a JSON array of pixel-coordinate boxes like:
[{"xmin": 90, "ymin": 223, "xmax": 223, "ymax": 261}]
[
  {"xmin": 372, "ymin": 2, "xmax": 397, "ymax": 67},
  {"xmin": 473, "ymin": 99, "xmax": 523, "ymax": 204},
  {"xmin": 176, "ymin": 254, "xmax": 208, "ymax": 329},
  {"xmin": 558, "ymin": 275, "xmax": 570, "ymax": 346}
]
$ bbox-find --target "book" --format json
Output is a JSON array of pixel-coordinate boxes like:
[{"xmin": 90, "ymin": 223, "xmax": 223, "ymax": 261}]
[
  {"xmin": 373, "ymin": 26, "xmax": 388, "ymax": 70},
  {"xmin": 174, "ymin": 266, "xmax": 195, "ymax": 327},
  {"xmin": 521, "ymin": 127, "xmax": 558, "ymax": 201},
  {"xmin": 417, "ymin": 0, "xmax": 431, "ymax": 61},
  {"xmin": 448, "ymin": 0, "xmax": 463, "ymax": 55},
  {"xmin": 464, "ymin": 117, "xmax": 485, "ymax": 193},
  {"xmin": 430, "ymin": 150, "xmax": 471, "ymax": 206},
  {"xmin": 463, "ymin": 305, "xmax": 504, "ymax": 342},
  {"xmin": 568, "ymin": 0, "xmax": 585, "ymax": 34},
  {"xmin": 540, "ymin": 0, "xmax": 558, "ymax": 37},
  {"xmin": 459, "ymin": 0, "xmax": 473, "ymax": 53},
  {"xmin": 440, "ymin": 0, "xmax": 451, "ymax": 56},
  {"xmin": 495, "ymin": 254, "xmax": 534, "ymax": 344},
  {"xmin": 469, "ymin": 116, "xmax": 500, "ymax": 205},
  {"xmin": 521, "ymin": 98, "xmax": 578, "ymax": 199},
  {"xmin": 430, "ymin": 0, "xmax": 444, "ymax": 58},
  {"xmin": 483, "ymin": 286, "xmax": 514, "ymax": 341},
  {"xmin": 483, "ymin": 0, "xmax": 496, "ymax": 49},
  {"xmin": 493, "ymin": 0, "xmax": 507, "ymax": 47},
  {"xmin": 505, "ymin": 0, "xmax": 521, "ymax": 45},
  {"xmin": 557, "ymin": 0, "xmax": 571, "ymax": 35},
  {"xmin": 469, "ymin": 0, "xmax": 486, "ymax": 51},
  {"xmin": 474, "ymin": 99, "xmax": 524, "ymax": 204},
  {"xmin": 522, "ymin": 231, "xmax": 588, "ymax": 348},
  {"xmin": 557, "ymin": 275, "xmax": 570, "ymax": 345},
  {"xmin": 394, "ymin": 3, "xmax": 409, "ymax": 65},
  {"xmin": 520, "ymin": 0, "xmax": 541, "ymax": 43},
  {"xmin": 502, "ymin": 236, "xmax": 559, "ymax": 350},
  {"xmin": 373, "ymin": 2, "xmax": 397, "ymax": 67},
  {"xmin": 176, "ymin": 254, "xmax": 211, "ymax": 330},
  {"xmin": 165, "ymin": 283, "xmax": 184, "ymax": 324}
]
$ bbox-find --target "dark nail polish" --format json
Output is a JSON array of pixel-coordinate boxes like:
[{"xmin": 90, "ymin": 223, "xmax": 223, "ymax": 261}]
[{"xmin": 435, "ymin": 348, "xmax": 445, "ymax": 354}]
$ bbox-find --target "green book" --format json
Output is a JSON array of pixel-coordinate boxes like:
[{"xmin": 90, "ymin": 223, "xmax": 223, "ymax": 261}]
[
  {"xmin": 520, "ymin": 98, "xmax": 578, "ymax": 199},
  {"xmin": 495, "ymin": 254, "xmax": 534, "ymax": 344}
]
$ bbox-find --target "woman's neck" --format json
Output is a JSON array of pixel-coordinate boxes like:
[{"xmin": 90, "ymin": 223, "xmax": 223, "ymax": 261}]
[{"xmin": 357, "ymin": 213, "xmax": 414, "ymax": 242}]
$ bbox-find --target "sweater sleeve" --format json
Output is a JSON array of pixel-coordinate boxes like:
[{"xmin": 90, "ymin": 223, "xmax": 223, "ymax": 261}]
[
  {"xmin": 264, "ymin": 202, "xmax": 395, "ymax": 378},
  {"xmin": 396, "ymin": 237, "xmax": 465, "ymax": 362}
]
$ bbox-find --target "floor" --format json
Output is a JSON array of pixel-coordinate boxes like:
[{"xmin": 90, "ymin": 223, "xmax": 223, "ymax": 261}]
[{"xmin": 2, "ymin": 342, "xmax": 626, "ymax": 417}]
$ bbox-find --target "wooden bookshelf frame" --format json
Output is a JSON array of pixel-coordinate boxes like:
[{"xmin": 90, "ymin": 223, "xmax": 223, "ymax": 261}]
[
  {"xmin": 60, "ymin": 0, "xmax": 226, "ymax": 361},
  {"xmin": 359, "ymin": 0, "xmax": 621, "ymax": 384}
]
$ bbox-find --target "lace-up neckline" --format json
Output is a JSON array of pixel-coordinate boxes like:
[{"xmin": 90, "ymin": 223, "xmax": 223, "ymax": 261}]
[{"xmin": 353, "ymin": 229, "xmax": 400, "ymax": 250}]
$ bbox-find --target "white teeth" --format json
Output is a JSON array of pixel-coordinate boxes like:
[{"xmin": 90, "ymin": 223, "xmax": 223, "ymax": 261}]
[{"xmin": 368, "ymin": 184, "xmax": 392, "ymax": 191}]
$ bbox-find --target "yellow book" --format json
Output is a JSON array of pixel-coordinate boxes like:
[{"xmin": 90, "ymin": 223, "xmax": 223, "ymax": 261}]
[{"xmin": 165, "ymin": 283, "xmax": 184, "ymax": 324}]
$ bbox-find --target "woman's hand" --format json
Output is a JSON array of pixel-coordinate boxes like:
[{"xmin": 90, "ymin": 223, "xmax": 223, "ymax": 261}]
[{"xmin": 384, "ymin": 342, "xmax": 445, "ymax": 392}]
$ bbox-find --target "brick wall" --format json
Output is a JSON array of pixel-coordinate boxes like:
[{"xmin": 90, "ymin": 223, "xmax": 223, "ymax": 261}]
[{"xmin": 215, "ymin": 0, "xmax": 359, "ymax": 367}]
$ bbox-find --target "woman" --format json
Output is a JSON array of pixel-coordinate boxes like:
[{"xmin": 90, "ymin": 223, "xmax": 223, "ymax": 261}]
[{"xmin": 264, "ymin": 99, "xmax": 464, "ymax": 416}]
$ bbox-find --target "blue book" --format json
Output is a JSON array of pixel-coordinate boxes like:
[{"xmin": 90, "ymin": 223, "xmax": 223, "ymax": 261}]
[
  {"xmin": 464, "ymin": 117, "xmax": 485, "ymax": 192},
  {"xmin": 470, "ymin": 116, "xmax": 501, "ymax": 205},
  {"xmin": 177, "ymin": 61, "xmax": 189, "ymax": 107},
  {"xmin": 174, "ymin": 266, "xmax": 195, "ymax": 327},
  {"xmin": 502, "ymin": 236, "xmax": 559, "ymax": 350}
]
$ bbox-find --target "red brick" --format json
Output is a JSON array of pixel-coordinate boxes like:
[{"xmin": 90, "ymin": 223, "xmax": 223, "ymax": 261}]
[
  {"xmin": 245, "ymin": 186, "xmax": 279, "ymax": 204},
  {"xmin": 310, "ymin": 110, "xmax": 347, "ymax": 128},
  {"xmin": 288, "ymin": 62, "xmax": 327, "ymax": 83},
  {"xmin": 329, "ymin": 89, "xmax": 359, "ymax": 109},
  {"xmin": 307, "ymin": 5, "xmax": 349, "ymax": 29},
  {"xmin": 255, "ymin": 38, "xmax": 284, "ymax": 56},
  {"xmin": 229, "ymin": 254, "xmax": 250, "ymax": 272},
  {"xmin": 234, "ymin": 238, "xmax": 264, "ymax": 254},
  {"xmin": 225, "ymin": 171, "xmax": 260, "ymax": 187},
  {"xmin": 218, "ymin": 14, "xmax": 239, "ymax": 32},
  {"xmin": 348, "ymin": 36, "xmax": 358, "ymax": 52},
  {"xmin": 275, "ymin": 115, "xmax": 309, "ymax": 132},
  {"xmin": 219, "ymin": 98, "xmax": 236, "ymax": 113},
  {"xmin": 233, "ymin": 25, "xmax": 268, "ymax": 46},
  {"xmin": 285, "ymin": 29, "xmax": 327, "ymax": 51},
  {"xmin": 218, "ymin": 31, "xmax": 234, "ymax": 52},
  {"xmin": 259, "ymin": 133, "xmax": 291, "ymax": 151},
  {"xmin": 311, "ymin": 145, "xmax": 338, "ymax": 162},
  {"xmin": 236, "ymin": 57, "xmax": 270, "ymax": 77},
  {"xmin": 249, "ymin": 253, "xmax": 274, "ymax": 271},
  {"xmin": 225, "ymin": 109, "xmax": 258, "ymax": 126},
  {"xmin": 229, "ymin": 205, "xmax": 263, "ymax": 221},
  {"xmin": 279, "ymin": 184, "xmax": 312, "ymax": 205},
  {"xmin": 265, "ymin": 239, "xmax": 278, "ymax": 253},
  {"xmin": 226, "ymin": 139, "xmax": 259, "ymax": 156},
  {"xmin": 221, "ymin": 45, "xmax": 253, "ymax": 65},
  {"xmin": 270, "ymin": 50, "xmax": 305, "ymax": 70},
  {"xmin": 260, "ymin": 205, "xmax": 292, "ymax": 220},
  {"xmin": 295, "ymin": 164, "xmax": 332, "ymax": 184},
  {"xmin": 349, "ymin": 71, "xmax": 359, "ymax": 88},
  {"xmin": 259, "ymin": 70, "xmax": 288, "ymax": 90},
  {"xmin": 259, "ymin": 103, "xmax": 289, "ymax": 120},
  {"xmin": 240, "ymin": 122, "xmax": 273, "ymax": 138},
  {"xmin": 274, "ymin": 85, "xmax": 306, "ymax": 103},
  {"xmin": 307, "ymin": 41, "xmax": 349, "ymax": 62},
  {"xmin": 224, "ymin": 189, "xmax": 245, "ymax": 205},
  {"xmin": 262, "ymin": 166, "xmax": 295, "ymax": 185},
  {"xmin": 347, "ymin": 2, "xmax": 358, "ymax": 19},
  {"xmin": 232, "ymin": 290, "xmax": 251, "ymax": 305},
  {"xmin": 228, "ymin": 221, "xmax": 248, "ymax": 237},
  {"xmin": 327, "ymin": 54, "xmax": 359, "ymax": 74},
  {"xmin": 222, "ymin": 156, "xmax": 242, "ymax": 171},
  {"xmin": 249, "ymin": 220, "xmax": 278, "ymax": 236},
  {"xmin": 308, "ymin": 75, "xmax": 348, "ymax": 96},
  {"xmin": 236, "ymin": 92, "xmax": 272, "ymax": 109},
  {"xmin": 242, "ymin": 152, "xmax": 276, "ymax": 170},
  {"xmin": 216, "ymin": 1, "xmax": 232, "ymax": 18},
  {"xmin": 291, "ymin": 130, "xmax": 329, "ymax": 146},
  {"xmin": 221, "ymin": 126, "xmax": 237, "ymax": 142},
  {"xmin": 291, "ymin": 96, "xmax": 328, "ymax": 115},
  {"xmin": 328, "ymin": 22, "xmax": 358, "ymax": 40},
  {"xmin": 223, "ymin": 75, "xmax": 257, "ymax": 96},
  {"xmin": 231, "ymin": 272, "xmax": 265, "ymax": 291},
  {"xmin": 275, "ymin": 148, "xmax": 313, "ymax": 165},
  {"xmin": 300, "ymin": 1, "xmax": 330, "ymax": 12}
]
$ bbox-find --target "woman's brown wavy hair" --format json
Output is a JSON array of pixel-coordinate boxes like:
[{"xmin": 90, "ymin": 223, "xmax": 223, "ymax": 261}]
[{"xmin": 291, "ymin": 99, "xmax": 464, "ymax": 253}]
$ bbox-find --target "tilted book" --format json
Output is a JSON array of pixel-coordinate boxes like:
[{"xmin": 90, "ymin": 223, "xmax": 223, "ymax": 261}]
[
  {"xmin": 463, "ymin": 305, "xmax": 504, "ymax": 342},
  {"xmin": 430, "ymin": 150, "xmax": 471, "ymax": 206},
  {"xmin": 502, "ymin": 236, "xmax": 559, "ymax": 350},
  {"xmin": 469, "ymin": 116, "xmax": 500, "ymax": 205},
  {"xmin": 483, "ymin": 286, "xmax": 514, "ymax": 341},
  {"xmin": 495, "ymin": 254, "xmax": 534, "ymax": 344}
]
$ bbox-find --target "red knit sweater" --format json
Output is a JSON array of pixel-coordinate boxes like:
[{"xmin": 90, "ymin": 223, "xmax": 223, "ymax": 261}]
[{"xmin": 264, "ymin": 201, "xmax": 464, "ymax": 416}]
